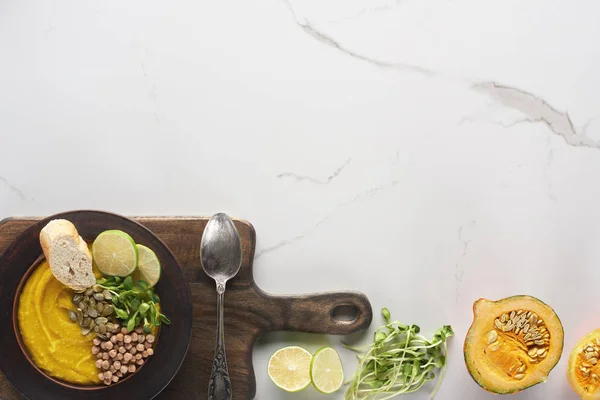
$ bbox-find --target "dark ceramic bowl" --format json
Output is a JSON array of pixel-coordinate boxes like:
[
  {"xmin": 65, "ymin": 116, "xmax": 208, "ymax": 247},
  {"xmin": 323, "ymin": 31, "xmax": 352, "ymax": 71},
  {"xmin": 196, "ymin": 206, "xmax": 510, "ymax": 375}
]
[{"xmin": 0, "ymin": 211, "xmax": 193, "ymax": 399}]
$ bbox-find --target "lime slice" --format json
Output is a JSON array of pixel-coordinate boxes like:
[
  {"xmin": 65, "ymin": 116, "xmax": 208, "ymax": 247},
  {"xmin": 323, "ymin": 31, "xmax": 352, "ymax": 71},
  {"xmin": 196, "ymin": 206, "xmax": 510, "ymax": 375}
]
[
  {"xmin": 310, "ymin": 347, "xmax": 344, "ymax": 394},
  {"xmin": 131, "ymin": 244, "xmax": 161, "ymax": 288},
  {"xmin": 268, "ymin": 346, "xmax": 312, "ymax": 392},
  {"xmin": 92, "ymin": 230, "xmax": 138, "ymax": 277}
]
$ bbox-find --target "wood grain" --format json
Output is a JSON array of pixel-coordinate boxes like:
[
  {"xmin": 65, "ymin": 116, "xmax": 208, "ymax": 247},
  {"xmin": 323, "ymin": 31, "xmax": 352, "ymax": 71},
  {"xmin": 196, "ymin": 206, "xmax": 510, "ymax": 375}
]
[{"xmin": 0, "ymin": 216, "xmax": 372, "ymax": 399}]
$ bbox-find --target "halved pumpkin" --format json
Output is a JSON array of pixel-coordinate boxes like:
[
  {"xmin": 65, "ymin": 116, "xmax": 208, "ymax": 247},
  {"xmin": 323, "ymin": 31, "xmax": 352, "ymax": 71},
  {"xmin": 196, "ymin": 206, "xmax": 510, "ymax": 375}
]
[
  {"xmin": 464, "ymin": 295, "xmax": 564, "ymax": 394},
  {"xmin": 567, "ymin": 329, "xmax": 600, "ymax": 399}
]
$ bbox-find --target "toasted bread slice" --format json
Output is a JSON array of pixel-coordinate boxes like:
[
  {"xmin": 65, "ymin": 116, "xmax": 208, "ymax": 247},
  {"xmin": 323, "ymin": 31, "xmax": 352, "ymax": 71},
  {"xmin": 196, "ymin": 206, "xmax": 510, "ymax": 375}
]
[{"xmin": 40, "ymin": 219, "xmax": 95, "ymax": 290}]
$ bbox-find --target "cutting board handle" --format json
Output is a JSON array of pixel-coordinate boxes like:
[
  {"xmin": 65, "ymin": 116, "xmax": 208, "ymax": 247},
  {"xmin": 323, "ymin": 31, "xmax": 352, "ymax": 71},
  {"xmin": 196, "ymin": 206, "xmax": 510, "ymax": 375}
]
[{"xmin": 272, "ymin": 291, "xmax": 372, "ymax": 335}]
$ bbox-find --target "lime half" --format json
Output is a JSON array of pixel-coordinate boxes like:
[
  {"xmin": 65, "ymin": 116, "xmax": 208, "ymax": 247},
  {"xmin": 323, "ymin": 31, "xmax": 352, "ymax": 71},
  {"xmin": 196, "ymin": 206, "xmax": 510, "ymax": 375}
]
[
  {"xmin": 92, "ymin": 230, "xmax": 138, "ymax": 277},
  {"xmin": 268, "ymin": 346, "xmax": 312, "ymax": 392},
  {"xmin": 310, "ymin": 347, "xmax": 344, "ymax": 394},
  {"xmin": 131, "ymin": 244, "xmax": 161, "ymax": 288}
]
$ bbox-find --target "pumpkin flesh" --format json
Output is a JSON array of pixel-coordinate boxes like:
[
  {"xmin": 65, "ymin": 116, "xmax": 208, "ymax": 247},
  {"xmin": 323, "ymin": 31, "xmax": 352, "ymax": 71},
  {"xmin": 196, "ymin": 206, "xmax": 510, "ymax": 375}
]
[{"xmin": 464, "ymin": 296, "xmax": 564, "ymax": 394}]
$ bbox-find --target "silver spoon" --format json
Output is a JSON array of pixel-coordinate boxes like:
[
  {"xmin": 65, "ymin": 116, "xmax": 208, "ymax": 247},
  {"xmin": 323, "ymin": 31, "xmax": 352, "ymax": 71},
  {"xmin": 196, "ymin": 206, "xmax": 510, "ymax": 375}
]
[{"xmin": 201, "ymin": 213, "xmax": 242, "ymax": 400}]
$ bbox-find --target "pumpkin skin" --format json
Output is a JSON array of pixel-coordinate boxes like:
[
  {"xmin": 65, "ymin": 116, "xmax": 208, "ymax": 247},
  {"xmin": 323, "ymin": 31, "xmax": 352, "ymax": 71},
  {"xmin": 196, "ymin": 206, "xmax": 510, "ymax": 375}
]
[
  {"xmin": 464, "ymin": 295, "xmax": 564, "ymax": 394},
  {"xmin": 567, "ymin": 329, "xmax": 600, "ymax": 400}
]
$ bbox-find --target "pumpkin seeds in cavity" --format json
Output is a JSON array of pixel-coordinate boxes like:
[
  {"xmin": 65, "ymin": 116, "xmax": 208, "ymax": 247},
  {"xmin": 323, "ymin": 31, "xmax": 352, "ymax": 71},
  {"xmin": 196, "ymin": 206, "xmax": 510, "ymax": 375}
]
[
  {"xmin": 494, "ymin": 319, "xmax": 502, "ymax": 329},
  {"xmin": 81, "ymin": 327, "xmax": 91, "ymax": 335},
  {"xmin": 72, "ymin": 294, "xmax": 83, "ymax": 304},
  {"xmin": 68, "ymin": 310, "xmax": 78, "ymax": 322},
  {"xmin": 93, "ymin": 293, "xmax": 105, "ymax": 301},
  {"xmin": 524, "ymin": 333, "xmax": 532, "ymax": 341},
  {"xmin": 501, "ymin": 314, "xmax": 507, "ymax": 323},
  {"xmin": 510, "ymin": 311, "xmax": 516, "ymax": 320},
  {"xmin": 591, "ymin": 358, "xmax": 599, "ymax": 365},
  {"xmin": 85, "ymin": 288, "xmax": 94, "ymax": 296},
  {"xmin": 514, "ymin": 374, "xmax": 525, "ymax": 380},
  {"xmin": 528, "ymin": 348, "xmax": 537, "ymax": 357},
  {"xmin": 102, "ymin": 290, "xmax": 112, "ymax": 300},
  {"xmin": 88, "ymin": 308, "xmax": 99, "ymax": 318},
  {"xmin": 102, "ymin": 305, "xmax": 113, "ymax": 317},
  {"xmin": 487, "ymin": 330, "xmax": 498, "ymax": 344},
  {"xmin": 517, "ymin": 365, "xmax": 526, "ymax": 373}
]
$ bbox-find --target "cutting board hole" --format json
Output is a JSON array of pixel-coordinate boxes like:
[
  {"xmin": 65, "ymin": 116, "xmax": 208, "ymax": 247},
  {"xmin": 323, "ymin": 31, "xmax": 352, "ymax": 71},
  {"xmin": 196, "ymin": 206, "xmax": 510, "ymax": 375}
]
[{"xmin": 331, "ymin": 304, "xmax": 358, "ymax": 323}]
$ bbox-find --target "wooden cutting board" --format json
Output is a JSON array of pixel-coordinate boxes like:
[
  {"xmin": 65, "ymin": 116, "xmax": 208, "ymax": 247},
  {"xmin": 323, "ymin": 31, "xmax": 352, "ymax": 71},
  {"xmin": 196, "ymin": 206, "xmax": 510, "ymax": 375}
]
[{"xmin": 0, "ymin": 217, "xmax": 372, "ymax": 399}]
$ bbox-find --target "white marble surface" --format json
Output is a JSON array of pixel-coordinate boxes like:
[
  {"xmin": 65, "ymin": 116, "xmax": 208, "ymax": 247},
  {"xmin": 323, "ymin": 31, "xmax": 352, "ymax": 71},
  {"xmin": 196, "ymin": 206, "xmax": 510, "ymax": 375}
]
[{"xmin": 2, "ymin": 0, "xmax": 600, "ymax": 398}]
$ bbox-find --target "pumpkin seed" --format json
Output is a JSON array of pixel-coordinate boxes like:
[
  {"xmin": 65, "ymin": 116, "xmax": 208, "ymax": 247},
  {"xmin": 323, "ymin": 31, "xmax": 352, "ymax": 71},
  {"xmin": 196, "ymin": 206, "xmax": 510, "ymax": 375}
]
[
  {"xmin": 76, "ymin": 309, "xmax": 84, "ymax": 324},
  {"xmin": 523, "ymin": 324, "xmax": 530, "ymax": 334},
  {"xmin": 510, "ymin": 311, "xmax": 516, "ymax": 320},
  {"xmin": 501, "ymin": 314, "xmax": 507, "ymax": 323},
  {"xmin": 494, "ymin": 319, "xmax": 502, "ymax": 329},
  {"xmin": 81, "ymin": 327, "xmax": 91, "ymax": 335},
  {"xmin": 487, "ymin": 330, "xmax": 498, "ymax": 344},
  {"xmin": 89, "ymin": 297, "xmax": 96, "ymax": 307},
  {"xmin": 590, "ymin": 358, "xmax": 598, "ymax": 365},
  {"xmin": 94, "ymin": 325, "xmax": 100, "ymax": 333},
  {"xmin": 93, "ymin": 293, "xmax": 105, "ymax": 301},
  {"xmin": 78, "ymin": 301, "xmax": 87, "ymax": 312},
  {"xmin": 517, "ymin": 365, "xmax": 526, "ymax": 373},
  {"xmin": 82, "ymin": 317, "xmax": 92, "ymax": 328},
  {"xmin": 97, "ymin": 302, "xmax": 104, "ymax": 313},
  {"xmin": 85, "ymin": 288, "xmax": 94, "ymax": 296},
  {"xmin": 535, "ymin": 340, "xmax": 545, "ymax": 346},
  {"xmin": 514, "ymin": 374, "xmax": 525, "ymax": 380},
  {"xmin": 528, "ymin": 348, "xmax": 537, "ymax": 357},
  {"xmin": 97, "ymin": 333, "xmax": 108, "ymax": 340},
  {"xmin": 103, "ymin": 290, "xmax": 112, "ymax": 300},
  {"xmin": 102, "ymin": 305, "xmax": 114, "ymax": 317},
  {"xmin": 68, "ymin": 310, "xmax": 78, "ymax": 322},
  {"xmin": 95, "ymin": 317, "xmax": 108, "ymax": 325},
  {"xmin": 72, "ymin": 294, "xmax": 84, "ymax": 304},
  {"xmin": 90, "ymin": 319, "xmax": 96, "ymax": 330},
  {"xmin": 93, "ymin": 284, "xmax": 103, "ymax": 293},
  {"xmin": 99, "ymin": 324, "xmax": 107, "ymax": 334}
]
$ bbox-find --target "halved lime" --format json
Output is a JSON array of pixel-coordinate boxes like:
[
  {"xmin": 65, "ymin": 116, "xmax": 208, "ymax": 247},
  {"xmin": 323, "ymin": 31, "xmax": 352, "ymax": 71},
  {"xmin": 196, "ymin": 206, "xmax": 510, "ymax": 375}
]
[
  {"xmin": 310, "ymin": 347, "xmax": 344, "ymax": 394},
  {"xmin": 92, "ymin": 230, "xmax": 138, "ymax": 277},
  {"xmin": 131, "ymin": 244, "xmax": 161, "ymax": 288},
  {"xmin": 268, "ymin": 346, "xmax": 312, "ymax": 392}
]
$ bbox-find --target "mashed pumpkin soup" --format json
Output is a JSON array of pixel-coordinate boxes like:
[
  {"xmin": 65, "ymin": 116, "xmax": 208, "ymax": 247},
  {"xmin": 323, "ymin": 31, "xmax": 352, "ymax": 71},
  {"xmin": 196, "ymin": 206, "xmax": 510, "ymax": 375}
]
[{"xmin": 17, "ymin": 260, "xmax": 100, "ymax": 385}]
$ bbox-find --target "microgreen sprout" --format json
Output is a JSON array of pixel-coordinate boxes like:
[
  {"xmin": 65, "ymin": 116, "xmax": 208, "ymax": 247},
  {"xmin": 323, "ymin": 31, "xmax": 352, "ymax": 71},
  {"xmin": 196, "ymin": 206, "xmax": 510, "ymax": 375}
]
[{"xmin": 344, "ymin": 308, "xmax": 453, "ymax": 399}]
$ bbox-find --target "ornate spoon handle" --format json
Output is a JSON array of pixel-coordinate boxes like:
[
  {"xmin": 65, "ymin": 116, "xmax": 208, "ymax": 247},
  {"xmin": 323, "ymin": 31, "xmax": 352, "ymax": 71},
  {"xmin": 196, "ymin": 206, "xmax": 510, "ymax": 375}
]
[{"xmin": 208, "ymin": 284, "xmax": 232, "ymax": 400}]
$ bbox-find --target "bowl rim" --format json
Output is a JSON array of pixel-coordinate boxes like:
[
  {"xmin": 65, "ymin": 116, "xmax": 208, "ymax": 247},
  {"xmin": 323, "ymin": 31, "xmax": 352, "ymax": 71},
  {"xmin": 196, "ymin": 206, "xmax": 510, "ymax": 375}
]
[{"xmin": 0, "ymin": 210, "xmax": 193, "ymax": 399}]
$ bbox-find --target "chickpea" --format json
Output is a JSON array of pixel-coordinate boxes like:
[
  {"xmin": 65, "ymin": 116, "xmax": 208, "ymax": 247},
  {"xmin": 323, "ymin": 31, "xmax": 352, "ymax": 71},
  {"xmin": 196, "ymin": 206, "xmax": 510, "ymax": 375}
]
[
  {"xmin": 136, "ymin": 343, "xmax": 145, "ymax": 352},
  {"xmin": 118, "ymin": 346, "xmax": 126, "ymax": 354},
  {"xmin": 146, "ymin": 348, "xmax": 154, "ymax": 356},
  {"xmin": 145, "ymin": 341, "xmax": 152, "ymax": 349},
  {"xmin": 110, "ymin": 336, "xmax": 118, "ymax": 344},
  {"xmin": 93, "ymin": 338, "xmax": 101, "ymax": 346},
  {"xmin": 146, "ymin": 334, "xmax": 155, "ymax": 344},
  {"xmin": 136, "ymin": 359, "xmax": 144, "ymax": 366},
  {"xmin": 116, "ymin": 371, "xmax": 124, "ymax": 378},
  {"xmin": 101, "ymin": 360, "xmax": 110, "ymax": 370},
  {"xmin": 131, "ymin": 333, "xmax": 138, "ymax": 342},
  {"xmin": 142, "ymin": 351, "xmax": 148, "ymax": 358},
  {"xmin": 120, "ymin": 366, "xmax": 128, "ymax": 374},
  {"xmin": 123, "ymin": 353, "xmax": 133, "ymax": 363},
  {"xmin": 109, "ymin": 349, "xmax": 117, "ymax": 358},
  {"xmin": 97, "ymin": 372, "xmax": 105, "ymax": 381},
  {"xmin": 112, "ymin": 375, "xmax": 119, "ymax": 383},
  {"xmin": 104, "ymin": 370, "xmax": 112, "ymax": 380},
  {"xmin": 130, "ymin": 347, "xmax": 137, "ymax": 355},
  {"xmin": 135, "ymin": 353, "xmax": 142, "ymax": 360},
  {"xmin": 114, "ymin": 361, "xmax": 121, "ymax": 370},
  {"xmin": 103, "ymin": 378, "xmax": 111, "ymax": 386},
  {"xmin": 96, "ymin": 352, "xmax": 103, "ymax": 359},
  {"xmin": 124, "ymin": 335, "xmax": 132, "ymax": 344},
  {"xmin": 125, "ymin": 343, "xmax": 133, "ymax": 350},
  {"xmin": 105, "ymin": 341, "xmax": 114, "ymax": 350},
  {"xmin": 121, "ymin": 327, "xmax": 128, "ymax": 335},
  {"xmin": 102, "ymin": 353, "xmax": 110, "ymax": 360},
  {"xmin": 116, "ymin": 353, "xmax": 124, "ymax": 361},
  {"xmin": 91, "ymin": 346, "xmax": 100, "ymax": 355},
  {"xmin": 116, "ymin": 333, "xmax": 124, "ymax": 342},
  {"xmin": 128, "ymin": 365, "xmax": 136, "ymax": 373},
  {"xmin": 138, "ymin": 335, "xmax": 145, "ymax": 343},
  {"xmin": 109, "ymin": 366, "xmax": 116, "ymax": 374},
  {"xmin": 95, "ymin": 360, "xmax": 103, "ymax": 369},
  {"xmin": 135, "ymin": 327, "xmax": 143, "ymax": 334}
]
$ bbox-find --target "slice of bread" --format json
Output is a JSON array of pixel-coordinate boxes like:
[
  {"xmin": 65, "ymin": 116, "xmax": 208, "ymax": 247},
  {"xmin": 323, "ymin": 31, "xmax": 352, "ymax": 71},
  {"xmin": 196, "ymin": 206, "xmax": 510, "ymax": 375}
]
[{"xmin": 39, "ymin": 219, "xmax": 95, "ymax": 291}]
